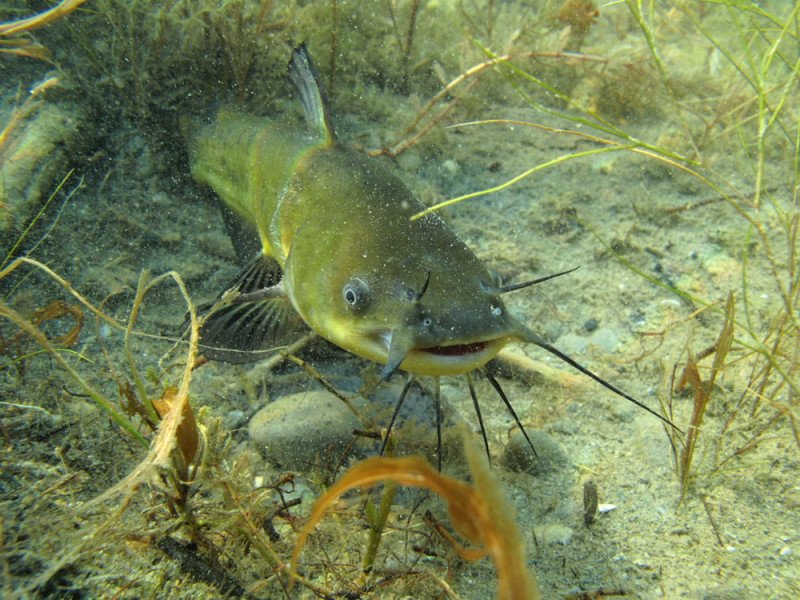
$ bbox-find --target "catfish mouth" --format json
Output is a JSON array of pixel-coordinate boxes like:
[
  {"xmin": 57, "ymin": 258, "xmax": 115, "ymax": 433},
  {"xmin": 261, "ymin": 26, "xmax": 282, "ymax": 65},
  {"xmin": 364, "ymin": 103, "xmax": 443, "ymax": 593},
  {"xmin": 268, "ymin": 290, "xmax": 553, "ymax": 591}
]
[
  {"xmin": 375, "ymin": 329, "xmax": 516, "ymax": 378},
  {"xmin": 396, "ymin": 336, "xmax": 510, "ymax": 377},
  {"xmin": 419, "ymin": 340, "xmax": 489, "ymax": 357}
]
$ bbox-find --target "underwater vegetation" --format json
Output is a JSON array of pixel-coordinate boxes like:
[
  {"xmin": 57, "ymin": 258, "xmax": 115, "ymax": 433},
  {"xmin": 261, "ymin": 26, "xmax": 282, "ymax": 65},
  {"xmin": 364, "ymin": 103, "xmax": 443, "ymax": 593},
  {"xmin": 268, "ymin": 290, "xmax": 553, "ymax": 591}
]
[{"xmin": 1, "ymin": 0, "xmax": 799, "ymax": 599}]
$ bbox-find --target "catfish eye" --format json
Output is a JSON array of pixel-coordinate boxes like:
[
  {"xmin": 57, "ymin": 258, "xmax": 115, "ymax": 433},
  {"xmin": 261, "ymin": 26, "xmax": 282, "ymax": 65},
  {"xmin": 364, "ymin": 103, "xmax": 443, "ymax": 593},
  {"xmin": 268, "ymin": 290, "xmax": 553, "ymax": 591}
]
[{"xmin": 342, "ymin": 277, "xmax": 369, "ymax": 311}]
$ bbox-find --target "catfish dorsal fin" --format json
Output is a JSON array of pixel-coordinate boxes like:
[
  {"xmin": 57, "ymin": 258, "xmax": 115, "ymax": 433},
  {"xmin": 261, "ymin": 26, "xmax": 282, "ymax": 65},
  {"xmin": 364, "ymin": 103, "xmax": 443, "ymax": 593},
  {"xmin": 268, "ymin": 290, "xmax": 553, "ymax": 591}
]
[{"xmin": 288, "ymin": 43, "xmax": 337, "ymax": 146}]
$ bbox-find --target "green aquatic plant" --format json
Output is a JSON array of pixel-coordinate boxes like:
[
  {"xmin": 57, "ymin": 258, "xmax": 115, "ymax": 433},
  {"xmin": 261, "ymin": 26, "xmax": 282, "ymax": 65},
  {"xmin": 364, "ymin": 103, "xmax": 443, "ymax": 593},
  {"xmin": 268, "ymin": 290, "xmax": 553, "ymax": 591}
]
[
  {"xmin": 609, "ymin": 1, "xmax": 799, "ymax": 481},
  {"xmin": 1, "ymin": 258, "xmax": 381, "ymax": 598},
  {"xmin": 0, "ymin": 255, "xmax": 208, "ymax": 460},
  {"xmin": 62, "ymin": 0, "xmax": 292, "ymax": 120},
  {"xmin": 667, "ymin": 292, "xmax": 736, "ymax": 502}
]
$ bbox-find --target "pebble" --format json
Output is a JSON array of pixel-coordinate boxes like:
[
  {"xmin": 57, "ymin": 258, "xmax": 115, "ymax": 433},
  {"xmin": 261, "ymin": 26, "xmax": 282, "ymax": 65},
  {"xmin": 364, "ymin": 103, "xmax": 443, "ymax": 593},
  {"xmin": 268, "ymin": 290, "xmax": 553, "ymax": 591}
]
[
  {"xmin": 248, "ymin": 390, "xmax": 365, "ymax": 468},
  {"xmin": 501, "ymin": 428, "xmax": 569, "ymax": 475},
  {"xmin": 557, "ymin": 327, "xmax": 620, "ymax": 355},
  {"xmin": 222, "ymin": 409, "xmax": 245, "ymax": 430},
  {"xmin": 583, "ymin": 317, "xmax": 599, "ymax": 333},
  {"xmin": 442, "ymin": 158, "xmax": 459, "ymax": 175},
  {"xmin": 533, "ymin": 523, "xmax": 574, "ymax": 545}
]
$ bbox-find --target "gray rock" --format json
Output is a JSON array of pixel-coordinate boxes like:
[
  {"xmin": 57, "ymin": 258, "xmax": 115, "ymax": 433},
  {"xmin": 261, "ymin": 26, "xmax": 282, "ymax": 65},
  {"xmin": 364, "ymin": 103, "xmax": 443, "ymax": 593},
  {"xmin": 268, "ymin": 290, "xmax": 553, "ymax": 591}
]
[
  {"xmin": 249, "ymin": 390, "xmax": 365, "ymax": 468},
  {"xmin": 0, "ymin": 102, "xmax": 82, "ymax": 236}
]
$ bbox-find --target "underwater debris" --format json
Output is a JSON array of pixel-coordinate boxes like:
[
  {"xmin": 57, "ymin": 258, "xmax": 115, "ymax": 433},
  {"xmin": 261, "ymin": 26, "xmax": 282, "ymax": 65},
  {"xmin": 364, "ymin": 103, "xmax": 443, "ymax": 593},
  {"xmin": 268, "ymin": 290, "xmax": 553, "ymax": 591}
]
[
  {"xmin": 292, "ymin": 434, "xmax": 540, "ymax": 600},
  {"xmin": 583, "ymin": 479, "xmax": 598, "ymax": 526},
  {"xmin": 154, "ymin": 535, "xmax": 246, "ymax": 597},
  {"xmin": 152, "ymin": 385, "xmax": 200, "ymax": 483},
  {"xmin": 0, "ymin": 0, "xmax": 86, "ymax": 36}
]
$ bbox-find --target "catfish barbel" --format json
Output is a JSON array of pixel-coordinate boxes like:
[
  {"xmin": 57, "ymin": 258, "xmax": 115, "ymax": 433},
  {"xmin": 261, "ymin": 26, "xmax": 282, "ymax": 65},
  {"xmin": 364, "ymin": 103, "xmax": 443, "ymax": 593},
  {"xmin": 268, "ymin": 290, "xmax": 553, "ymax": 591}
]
[{"xmin": 187, "ymin": 44, "xmax": 677, "ymax": 458}]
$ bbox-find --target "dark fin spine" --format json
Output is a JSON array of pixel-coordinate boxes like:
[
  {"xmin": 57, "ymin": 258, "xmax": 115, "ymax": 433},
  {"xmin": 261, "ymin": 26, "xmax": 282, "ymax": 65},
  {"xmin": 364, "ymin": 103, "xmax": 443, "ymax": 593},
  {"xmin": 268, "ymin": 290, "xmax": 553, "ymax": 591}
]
[
  {"xmin": 219, "ymin": 202, "xmax": 262, "ymax": 264},
  {"xmin": 288, "ymin": 43, "xmax": 336, "ymax": 145}
]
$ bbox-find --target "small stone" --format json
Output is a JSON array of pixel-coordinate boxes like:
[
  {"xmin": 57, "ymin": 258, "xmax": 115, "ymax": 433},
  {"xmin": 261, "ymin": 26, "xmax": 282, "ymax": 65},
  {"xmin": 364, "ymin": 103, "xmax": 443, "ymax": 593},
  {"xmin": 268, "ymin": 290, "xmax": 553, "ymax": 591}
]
[
  {"xmin": 670, "ymin": 526, "xmax": 690, "ymax": 536},
  {"xmin": 550, "ymin": 419, "xmax": 578, "ymax": 436},
  {"xmin": 533, "ymin": 523, "xmax": 573, "ymax": 545},
  {"xmin": 396, "ymin": 149, "xmax": 422, "ymax": 172},
  {"xmin": 501, "ymin": 428, "xmax": 568, "ymax": 475},
  {"xmin": 781, "ymin": 487, "xmax": 800, "ymax": 509},
  {"xmin": 222, "ymin": 409, "xmax": 245, "ymax": 430},
  {"xmin": 587, "ymin": 327, "xmax": 620, "ymax": 353},
  {"xmin": 442, "ymin": 158, "xmax": 459, "ymax": 175},
  {"xmin": 556, "ymin": 332, "xmax": 587, "ymax": 354},
  {"xmin": 249, "ymin": 390, "xmax": 365, "ymax": 469}
]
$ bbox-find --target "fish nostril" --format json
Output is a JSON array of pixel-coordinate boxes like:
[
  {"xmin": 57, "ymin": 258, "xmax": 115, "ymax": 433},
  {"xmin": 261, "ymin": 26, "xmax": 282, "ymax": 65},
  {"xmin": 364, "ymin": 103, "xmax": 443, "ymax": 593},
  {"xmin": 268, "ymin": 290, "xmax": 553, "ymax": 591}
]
[{"xmin": 487, "ymin": 267, "xmax": 503, "ymax": 288}]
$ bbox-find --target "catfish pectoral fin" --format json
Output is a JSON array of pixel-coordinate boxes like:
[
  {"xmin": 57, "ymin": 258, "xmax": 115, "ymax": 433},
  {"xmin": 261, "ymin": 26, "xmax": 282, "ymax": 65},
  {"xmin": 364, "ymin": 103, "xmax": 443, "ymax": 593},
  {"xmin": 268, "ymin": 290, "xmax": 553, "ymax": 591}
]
[
  {"xmin": 219, "ymin": 201, "xmax": 262, "ymax": 263},
  {"xmin": 192, "ymin": 254, "xmax": 306, "ymax": 364},
  {"xmin": 225, "ymin": 253, "xmax": 284, "ymax": 295},
  {"xmin": 197, "ymin": 294, "xmax": 307, "ymax": 364}
]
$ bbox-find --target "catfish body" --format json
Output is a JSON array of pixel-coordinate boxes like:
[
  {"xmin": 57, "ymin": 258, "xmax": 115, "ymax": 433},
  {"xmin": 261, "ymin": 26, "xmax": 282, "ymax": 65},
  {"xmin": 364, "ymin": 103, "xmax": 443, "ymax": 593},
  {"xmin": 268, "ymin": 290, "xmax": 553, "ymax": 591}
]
[
  {"xmin": 188, "ymin": 48, "xmax": 526, "ymax": 377},
  {"xmin": 187, "ymin": 45, "xmax": 677, "ymax": 437}
]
